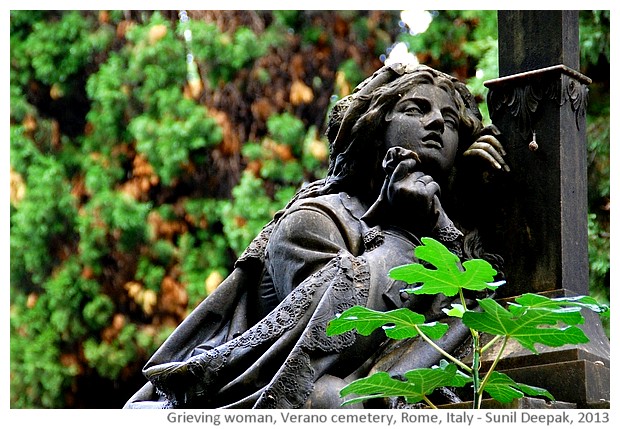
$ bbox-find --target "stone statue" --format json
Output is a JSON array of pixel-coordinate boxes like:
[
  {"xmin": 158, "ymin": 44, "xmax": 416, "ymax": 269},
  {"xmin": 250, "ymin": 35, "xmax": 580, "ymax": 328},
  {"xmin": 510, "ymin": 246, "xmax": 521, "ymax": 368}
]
[{"xmin": 123, "ymin": 63, "xmax": 509, "ymax": 409}]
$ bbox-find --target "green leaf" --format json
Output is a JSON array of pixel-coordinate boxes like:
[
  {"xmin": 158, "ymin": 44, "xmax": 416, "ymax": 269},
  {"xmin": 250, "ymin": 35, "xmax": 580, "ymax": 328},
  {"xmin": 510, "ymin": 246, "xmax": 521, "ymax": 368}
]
[
  {"xmin": 327, "ymin": 305, "xmax": 448, "ymax": 340},
  {"xmin": 390, "ymin": 237, "xmax": 498, "ymax": 297},
  {"xmin": 340, "ymin": 362, "xmax": 470, "ymax": 406},
  {"xmin": 403, "ymin": 360, "xmax": 471, "ymax": 391},
  {"xmin": 483, "ymin": 372, "xmax": 554, "ymax": 403},
  {"xmin": 509, "ymin": 293, "xmax": 610, "ymax": 319},
  {"xmin": 443, "ymin": 303, "xmax": 466, "ymax": 318},
  {"xmin": 463, "ymin": 298, "xmax": 589, "ymax": 353}
]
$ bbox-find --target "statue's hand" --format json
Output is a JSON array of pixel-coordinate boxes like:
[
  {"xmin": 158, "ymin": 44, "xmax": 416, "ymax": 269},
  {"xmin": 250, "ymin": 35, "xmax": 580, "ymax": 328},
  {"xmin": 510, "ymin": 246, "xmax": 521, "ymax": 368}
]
[
  {"xmin": 144, "ymin": 354, "xmax": 213, "ymax": 406},
  {"xmin": 386, "ymin": 162, "xmax": 441, "ymax": 218},
  {"xmin": 143, "ymin": 361, "xmax": 191, "ymax": 405},
  {"xmin": 463, "ymin": 125, "xmax": 510, "ymax": 172},
  {"xmin": 364, "ymin": 147, "xmax": 443, "ymax": 235}
]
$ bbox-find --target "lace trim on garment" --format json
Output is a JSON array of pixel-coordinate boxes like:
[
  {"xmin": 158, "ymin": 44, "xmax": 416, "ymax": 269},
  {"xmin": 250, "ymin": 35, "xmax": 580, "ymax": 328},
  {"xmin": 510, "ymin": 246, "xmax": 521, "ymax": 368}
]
[
  {"xmin": 434, "ymin": 224, "xmax": 464, "ymax": 258},
  {"xmin": 252, "ymin": 350, "xmax": 315, "ymax": 409},
  {"xmin": 236, "ymin": 221, "xmax": 275, "ymax": 265},
  {"xmin": 254, "ymin": 252, "xmax": 371, "ymax": 408},
  {"xmin": 300, "ymin": 254, "xmax": 370, "ymax": 353},
  {"xmin": 363, "ymin": 226, "xmax": 384, "ymax": 251},
  {"xmin": 151, "ymin": 252, "xmax": 370, "ymax": 408}
]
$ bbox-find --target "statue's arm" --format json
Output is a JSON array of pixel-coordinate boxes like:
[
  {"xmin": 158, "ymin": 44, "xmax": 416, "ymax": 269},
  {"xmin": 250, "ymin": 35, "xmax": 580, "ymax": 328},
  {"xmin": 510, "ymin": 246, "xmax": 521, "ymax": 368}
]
[
  {"xmin": 266, "ymin": 205, "xmax": 352, "ymax": 301},
  {"xmin": 267, "ymin": 203, "xmax": 420, "ymax": 312}
]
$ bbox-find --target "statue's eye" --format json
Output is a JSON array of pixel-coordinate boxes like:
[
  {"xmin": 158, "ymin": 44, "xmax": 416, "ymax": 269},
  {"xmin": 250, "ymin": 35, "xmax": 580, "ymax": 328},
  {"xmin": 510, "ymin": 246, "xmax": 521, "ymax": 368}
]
[
  {"xmin": 444, "ymin": 115, "xmax": 458, "ymax": 129},
  {"xmin": 404, "ymin": 105, "xmax": 423, "ymax": 115}
]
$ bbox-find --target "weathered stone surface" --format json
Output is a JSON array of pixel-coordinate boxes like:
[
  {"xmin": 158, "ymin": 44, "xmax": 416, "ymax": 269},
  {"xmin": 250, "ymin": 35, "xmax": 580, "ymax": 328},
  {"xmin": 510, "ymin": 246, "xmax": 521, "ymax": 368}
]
[{"xmin": 440, "ymin": 397, "xmax": 577, "ymax": 409}]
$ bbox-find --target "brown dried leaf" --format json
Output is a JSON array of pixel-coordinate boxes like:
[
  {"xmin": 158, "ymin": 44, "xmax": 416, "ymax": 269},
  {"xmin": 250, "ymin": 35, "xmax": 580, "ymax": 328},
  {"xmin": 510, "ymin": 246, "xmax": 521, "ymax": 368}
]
[
  {"xmin": 210, "ymin": 108, "xmax": 239, "ymax": 156},
  {"xmin": 205, "ymin": 271, "xmax": 224, "ymax": 295},
  {"xmin": 290, "ymin": 80, "xmax": 314, "ymax": 106},
  {"xmin": 22, "ymin": 113, "xmax": 37, "ymax": 132},
  {"xmin": 148, "ymin": 24, "xmax": 167, "ymax": 44},
  {"xmin": 141, "ymin": 289, "xmax": 158, "ymax": 316},
  {"xmin": 251, "ymin": 98, "xmax": 273, "ymax": 122},
  {"xmin": 26, "ymin": 293, "xmax": 38, "ymax": 309},
  {"xmin": 245, "ymin": 160, "xmax": 262, "ymax": 177},
  {"xmin": 116, "ymin": 20, "xmax": 135, "ymax": 39},
  {"xmin": 159, "ymin": 276, "xmax": 188, "ymax": 318},
  {"xmin": 124, "ymin": 281, "xmax": 143, "ymax": 300},
  {"xmin": 102, "ymin": 313, "xmax": 126, "ymax": 343},
  {"xmin": 308, "ymin": 138, "xmax": 328, "ymax": 162},
  {"xmin": 10, "ymin": 168, "xmax": 26, "ymax": 206}
]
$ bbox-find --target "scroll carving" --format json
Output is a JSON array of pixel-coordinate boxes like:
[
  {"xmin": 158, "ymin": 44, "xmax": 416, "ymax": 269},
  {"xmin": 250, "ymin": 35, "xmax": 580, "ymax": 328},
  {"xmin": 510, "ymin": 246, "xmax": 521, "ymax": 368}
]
[{"xmin": 487, "ymin": 68, "xmax": 589, "ymax": 139}]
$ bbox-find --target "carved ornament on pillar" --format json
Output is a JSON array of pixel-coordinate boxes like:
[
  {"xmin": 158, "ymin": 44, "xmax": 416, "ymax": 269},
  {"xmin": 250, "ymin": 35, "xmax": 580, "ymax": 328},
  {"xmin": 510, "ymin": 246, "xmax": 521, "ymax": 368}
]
[{"xmin": 486, "ymin": 65, "xmax": 591, "ymax": 140}]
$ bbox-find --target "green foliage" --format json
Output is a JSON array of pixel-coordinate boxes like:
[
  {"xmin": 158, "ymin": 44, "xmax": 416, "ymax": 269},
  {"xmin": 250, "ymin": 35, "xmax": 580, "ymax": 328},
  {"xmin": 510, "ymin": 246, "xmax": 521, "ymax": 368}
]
[
  {"xmin": 129, "ymin": 87, "xmax": 223, "ymax": 185},
  {"xmin": 82, "ymin": 294, "xmax": 115, "ymax": 330},
  {"xmin": 340, "ymin": 361, "xmax": 469, "ymax": 407},
  {"xmin": 328, "ymin": 238, "xmax": 608, "ymax": 408},
  {"xmin": 10, "ymin": 133, "xmax": 78, "ymax": 286},
  {"xmin": 81, "ymin": 323, "xmax": 170, "ymax": 380},
  {"xmin": 588, "ymin": 214, "xmax": 610, "ymax": 306},
  {"xmin": 337, "ymin": 58, "xmax": 366, "ymax": 90},
  {"xmin": 10, "ymin": 311, "xmax": 79, "ymax": 408},
  {"xmin": 462, "ymin": 298, "xmax": 589, "ymax": 353},
  {"xmin": 10, "ymin": 256, "xmax": 107, "ymax": 407},
  {"xmin": 579, "ymin": 11, "xmax": 610, "ymax": 67},
  {"xmin": 327, "ymin": 306, "xmax": 449, "ymax": 341},
  {"xmin": 483, "ymin": 372, "xmax": 554, "ymax": 403},
  {"xmin": 510, "ymin": 293, "xmax": 610, "ymax": 318},
  {"xmin": 222, "ymin": 171, "xmax": 287, "ymax": 256},
  {"xmin": 272, "ymin": 11, "xmax": 301, "ymax": 30},
  {"xmin": 135, "ymin": 256, "xmax": 166, "ymax": 292},
  {"xmin": 267, "ymin": 112, "xmax": 306, "ymax": 151},
  {"xmin": 84, "ymin": 52, "xmax": 132, "ymax": 151},
  {"xmin": 189, "ymin": 20, "xmax": 272, "ymax": 87},
  {"xmin": 397, "ymin": 11, "xmax": 498, "ymax": 123},
  {"xmin": 23, "ymin": 11, "xmax": 95, "ymax": 85},
  {"xmin": 391, "ymin": 237, "xmax": 501, "ymax": 296},
  {"xmin": 178, "ymin": 231, "xmax": 230, "ymax": 307},
  {"xmin": 82, "ymin": 322, "xmax": 174, "ymax": 380}
]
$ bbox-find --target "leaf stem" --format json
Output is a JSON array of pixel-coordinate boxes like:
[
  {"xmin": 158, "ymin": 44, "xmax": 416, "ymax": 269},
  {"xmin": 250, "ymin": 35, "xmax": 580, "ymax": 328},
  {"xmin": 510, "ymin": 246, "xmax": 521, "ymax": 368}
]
[
  {"xmin": 477, "ymin": 335, "xmax": 509, "ymax": 406},
  {"xmin": 480, "ymin": 335, "xmax": 503, "ymax": 354},
  {"xmin": 422, "ymin": 395, "xmax": 437, "ymax": 409},
  {"xmin": 414, "ymin": 325, "xmax": 472, "ymax": 373},
  {"xmin": 458, "ymin": 289, "xmax": 468, "ymax": 311},
  {"xmin": 458, "ymin": 287, "xmax": 483, "ymax": 409},
  {"xmin": 471, "ymin": 331, "xmax": 481, "ymax": 409}
]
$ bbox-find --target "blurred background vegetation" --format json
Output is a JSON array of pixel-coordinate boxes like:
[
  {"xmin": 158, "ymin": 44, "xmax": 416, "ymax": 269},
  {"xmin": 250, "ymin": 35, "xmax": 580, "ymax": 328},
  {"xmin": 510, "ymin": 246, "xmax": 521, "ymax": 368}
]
[{"xmin": 9, "ymin": 10, "xmax": 609, "ymax": 408}]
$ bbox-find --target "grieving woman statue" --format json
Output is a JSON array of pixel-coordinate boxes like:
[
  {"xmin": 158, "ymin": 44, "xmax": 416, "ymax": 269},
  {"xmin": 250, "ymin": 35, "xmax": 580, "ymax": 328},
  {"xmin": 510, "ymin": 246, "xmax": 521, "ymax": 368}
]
[{"xmin": 124, "ymin": 63, "xmax": 508, "ymax": 409}]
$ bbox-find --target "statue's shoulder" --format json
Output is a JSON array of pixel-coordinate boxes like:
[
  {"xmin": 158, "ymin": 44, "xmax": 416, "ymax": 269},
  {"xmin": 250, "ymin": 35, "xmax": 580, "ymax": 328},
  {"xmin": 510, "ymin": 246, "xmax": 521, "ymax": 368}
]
[
  {"xmin": 286, "ymin": 192, "xmax": 366, "ymax": 222},
  {"xmin": 272, "ymin": 192, "xmax": 366, "ymax": 255}
]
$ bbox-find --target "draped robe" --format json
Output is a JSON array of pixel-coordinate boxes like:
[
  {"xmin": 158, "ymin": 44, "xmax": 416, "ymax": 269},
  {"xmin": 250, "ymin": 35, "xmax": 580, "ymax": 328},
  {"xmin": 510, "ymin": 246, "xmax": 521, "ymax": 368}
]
[{"xmin": 124, "ymin": 189, "xmax": 466, "ymax": 409}]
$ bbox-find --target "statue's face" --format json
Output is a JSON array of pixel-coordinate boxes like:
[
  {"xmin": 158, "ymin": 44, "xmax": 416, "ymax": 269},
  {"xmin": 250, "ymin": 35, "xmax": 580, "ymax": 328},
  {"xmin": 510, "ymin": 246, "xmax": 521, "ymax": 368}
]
[{"xmin": 383, "ymin": 83, "xmax": 459, "ymax": 178}]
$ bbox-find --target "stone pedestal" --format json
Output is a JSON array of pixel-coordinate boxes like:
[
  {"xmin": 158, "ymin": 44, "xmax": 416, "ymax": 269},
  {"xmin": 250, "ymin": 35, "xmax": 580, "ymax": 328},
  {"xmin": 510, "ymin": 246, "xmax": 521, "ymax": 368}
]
[{"xmin": 440, "ymin": 397, "xmax": 577, "ymax": 409}]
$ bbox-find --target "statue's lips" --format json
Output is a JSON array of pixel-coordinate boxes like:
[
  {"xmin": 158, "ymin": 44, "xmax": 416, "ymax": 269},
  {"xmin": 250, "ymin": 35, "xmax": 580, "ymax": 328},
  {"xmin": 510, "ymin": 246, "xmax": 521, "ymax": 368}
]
[{"xmin": 422, "ymin": 133, "xmax": 443, "ymax": 149}]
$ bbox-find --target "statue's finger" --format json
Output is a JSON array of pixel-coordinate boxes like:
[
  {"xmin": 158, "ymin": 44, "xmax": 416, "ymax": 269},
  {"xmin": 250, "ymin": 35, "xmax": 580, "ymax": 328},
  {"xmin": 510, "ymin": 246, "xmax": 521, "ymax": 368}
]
[
  {"xmin": 476, "ymin": 135, "xmax": 506, "ymax": 156},
  {"xmin": 467, "ymin": 142, "xmax": 510, "ymax": 172},
  {"xmin": 463, "ymin": 147, "xmax": 504, "ymax": 171},
  {"xmin": 481, "ymin": 123, "xmax": 502, "ymax": 137}
]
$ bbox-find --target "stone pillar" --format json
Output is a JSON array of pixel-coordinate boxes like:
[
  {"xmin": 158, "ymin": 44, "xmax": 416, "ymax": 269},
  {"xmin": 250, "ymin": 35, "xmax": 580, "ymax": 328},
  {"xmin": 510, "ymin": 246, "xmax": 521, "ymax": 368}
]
[{"xmin": 479, "ymin": 11, "xmax": 609, "ymax": 408}]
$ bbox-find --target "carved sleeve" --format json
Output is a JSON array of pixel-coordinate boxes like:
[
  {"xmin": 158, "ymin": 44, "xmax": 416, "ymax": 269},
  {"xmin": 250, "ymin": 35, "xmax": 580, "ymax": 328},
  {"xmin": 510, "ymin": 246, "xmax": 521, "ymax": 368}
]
[{"xmin": 266, "ymin": 202, "xmax": 423, "ymax": 313}]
